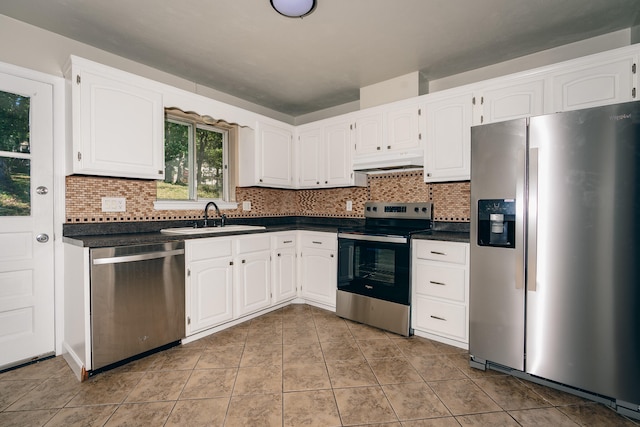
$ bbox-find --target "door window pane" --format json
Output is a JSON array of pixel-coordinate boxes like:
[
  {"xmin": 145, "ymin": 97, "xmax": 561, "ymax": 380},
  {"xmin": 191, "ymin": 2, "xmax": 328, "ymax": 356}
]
[
  {"xmin": 0, "ymin": 158, "xmax": 30, "ymax": 216},
  {"xmin": 0, "ymin": 90, "xmax": 31, "ymax": 217},
  {"xmin": 0, "ymin": 91, "xmax": 30, "ymax": 154}
]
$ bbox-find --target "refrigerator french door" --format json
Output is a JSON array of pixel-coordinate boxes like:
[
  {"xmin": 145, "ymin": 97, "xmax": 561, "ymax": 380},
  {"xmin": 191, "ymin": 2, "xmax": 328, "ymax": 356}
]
[{"xmin": 470, "ymin": 102, "xmax": 640, "ymax": 413}]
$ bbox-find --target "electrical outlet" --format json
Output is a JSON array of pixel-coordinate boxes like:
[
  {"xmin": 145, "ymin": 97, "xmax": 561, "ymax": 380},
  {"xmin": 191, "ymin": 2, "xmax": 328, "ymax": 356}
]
[
  {"xmin": 346, "ymin": 200, "xmax": 353, "ymax": 211},
  {"xmin": 101, "ymin": 197, "xmax": 126, "ymax": 212},
  {"xmin": 242, "ymin": 201, "xmax": 251, "ymax": 211}
]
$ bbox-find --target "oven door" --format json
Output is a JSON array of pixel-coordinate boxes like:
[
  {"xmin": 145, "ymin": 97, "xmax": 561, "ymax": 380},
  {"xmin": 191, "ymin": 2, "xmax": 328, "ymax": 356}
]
[{"xmin": 337, "ymin": 233, "xmax": 410, "ymax": 305}]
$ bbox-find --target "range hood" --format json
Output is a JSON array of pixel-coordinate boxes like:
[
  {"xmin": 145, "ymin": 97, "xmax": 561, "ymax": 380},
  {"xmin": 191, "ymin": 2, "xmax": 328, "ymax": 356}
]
[{"xmin": 352, "ymin": 151, "xmax": 424, "ymax": 172}]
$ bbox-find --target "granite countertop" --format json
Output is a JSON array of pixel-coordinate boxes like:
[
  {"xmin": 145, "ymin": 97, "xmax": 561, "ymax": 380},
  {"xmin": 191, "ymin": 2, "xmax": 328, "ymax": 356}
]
[{"xmin": 63, "ymin": 217, "xmax": 470, "ymax": 248}]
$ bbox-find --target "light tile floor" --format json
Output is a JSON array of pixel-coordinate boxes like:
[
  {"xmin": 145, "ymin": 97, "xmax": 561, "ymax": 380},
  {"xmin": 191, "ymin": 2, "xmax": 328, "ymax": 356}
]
[{"xmin": 1, "ymin": 303, "xmax": 638, "ymax": 426}]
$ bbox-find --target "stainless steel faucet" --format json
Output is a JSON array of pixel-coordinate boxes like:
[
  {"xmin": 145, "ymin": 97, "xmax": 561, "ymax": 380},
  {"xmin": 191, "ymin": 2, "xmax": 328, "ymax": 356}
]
[{"xmin": 203, "ymin": 201, "xmax": 226, "ymax": 227}]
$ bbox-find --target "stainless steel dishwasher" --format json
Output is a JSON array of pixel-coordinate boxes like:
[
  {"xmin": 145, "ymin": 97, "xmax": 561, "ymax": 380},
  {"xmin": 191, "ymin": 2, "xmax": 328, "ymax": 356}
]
[{"xmin": 90, "ymin": 241, "xmax": 185, "ymax": 370}]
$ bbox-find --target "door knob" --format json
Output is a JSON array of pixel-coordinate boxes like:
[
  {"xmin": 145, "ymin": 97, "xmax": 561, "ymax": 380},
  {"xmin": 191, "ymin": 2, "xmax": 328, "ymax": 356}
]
[
  {"xmin": 36, "ymin": 186, "xmax": 48, "ymax": 195},
  {"xmin": 36, "ymin": 233, "xmax": 49, "ymax": 243}
]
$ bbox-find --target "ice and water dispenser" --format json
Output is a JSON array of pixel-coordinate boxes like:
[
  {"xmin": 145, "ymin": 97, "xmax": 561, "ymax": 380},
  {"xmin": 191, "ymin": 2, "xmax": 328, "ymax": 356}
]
[{"xmin": 477, "ymin": 199, "xmax": 516, "ymax": 248}]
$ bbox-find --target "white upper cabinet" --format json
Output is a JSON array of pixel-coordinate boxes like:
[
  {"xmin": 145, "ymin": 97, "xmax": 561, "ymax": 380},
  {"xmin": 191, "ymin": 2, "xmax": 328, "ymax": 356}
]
[
  {"xmin": 475, "ymin": 78, "xmax": 545, "ymax": 125},
  {"xmin": 386, "ymin": 104, "xmax": 422, "ymax": 152},
  {"xmin": 297, "ymin": 126, "xmax": 323, "ymax": 187},
  {"xmin": 549, "ymin": 52, "xmax": 637, "ymax": 113},
  {"xmin": 296, "ymin": 118, "xmax": 362, "ymax": 188},
  {"xmin": 352, "ymin": 100, "xmax": 424, "ymax": 170},
  {"xmin": 423, "ymin": 92, "xmax": 473, "ymax": 182},
  {"xmin": 353, "ymin": 111, "xmax": 383, "ymax": 156},
  {"xmin": 324, "ymin": 120, "xmax": 353, "ymax": 186},
  {"xmin": 66, "ymin": 56, "xmax": 164, "ymax": 179},
  {"xmin": 256, "ymin": 121, "xmax": 294, "ymax": 188}
]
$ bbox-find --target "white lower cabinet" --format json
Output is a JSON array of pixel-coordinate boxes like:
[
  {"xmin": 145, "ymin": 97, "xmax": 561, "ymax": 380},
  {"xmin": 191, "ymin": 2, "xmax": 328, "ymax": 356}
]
[
  {"xmin": 272, "ymin": 233, "xmax": 298, "ymax": 303},
  {"xmin": 299, "ymin": 232, "xmax": 337, "ymax": 308},
  {"xmin": 185, "ymin": 238, "xmax": 234, "ymax": 335},
  {"xmin": 235, "ymin": 235, "xmax": 272, "ymax": 317},
  {"xmin": 412, "ymin": 240, "xmax": 469, "ymax": 348}
]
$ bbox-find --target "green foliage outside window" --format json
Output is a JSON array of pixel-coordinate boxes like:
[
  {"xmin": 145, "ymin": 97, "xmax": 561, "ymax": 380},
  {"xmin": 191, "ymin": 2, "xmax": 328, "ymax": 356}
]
[
  {"xmin": 158, "ymin": 117, "xmax": 226, "ymax": 201},
  {"xmin": 0, "ymin": 91, "xmax": 31, "ymax": 216}
]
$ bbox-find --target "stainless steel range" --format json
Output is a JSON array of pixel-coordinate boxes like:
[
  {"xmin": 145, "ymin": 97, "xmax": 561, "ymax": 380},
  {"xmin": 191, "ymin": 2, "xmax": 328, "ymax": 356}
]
[{"xmin": 336, "ymin": 201, "xmax": 432, "ymax": 336}]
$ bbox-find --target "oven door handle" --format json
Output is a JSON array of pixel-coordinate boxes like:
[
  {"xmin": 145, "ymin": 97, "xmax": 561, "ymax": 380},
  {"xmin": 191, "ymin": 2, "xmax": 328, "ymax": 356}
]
[{"xmin": 338, "ymin": 233, "xmax": 407, "ymax": 244}]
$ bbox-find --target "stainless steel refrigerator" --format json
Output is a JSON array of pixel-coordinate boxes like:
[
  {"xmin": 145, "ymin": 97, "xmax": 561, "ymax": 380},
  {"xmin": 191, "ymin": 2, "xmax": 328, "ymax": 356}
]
[{"xmin": 469, "ymin": 101, "xmax": 640, "ymax": 418}]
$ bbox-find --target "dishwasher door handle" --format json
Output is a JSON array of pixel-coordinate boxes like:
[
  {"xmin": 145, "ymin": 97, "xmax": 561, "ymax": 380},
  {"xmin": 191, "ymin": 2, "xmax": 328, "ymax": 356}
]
[{"xmin": 92, "ymin": 249, "xmax": 185, "ymax": 265}]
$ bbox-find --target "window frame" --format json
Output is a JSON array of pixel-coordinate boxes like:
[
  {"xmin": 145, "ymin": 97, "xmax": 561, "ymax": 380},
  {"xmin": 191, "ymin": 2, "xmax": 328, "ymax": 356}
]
[{"xmin": 154, "ymin": 114, "xmax": 238, "ymax": 211}]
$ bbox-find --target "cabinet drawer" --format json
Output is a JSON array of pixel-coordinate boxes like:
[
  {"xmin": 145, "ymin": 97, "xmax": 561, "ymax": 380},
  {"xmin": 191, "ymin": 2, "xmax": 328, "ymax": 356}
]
[
  {"xmin": 300, "ymin": 233, "xmax": 337, "ymax": 250},
  {"xmin": 236, "ymin": 235, "xmax": 271, "ymax": 254},
  {"xmin": 187, "ymin": 238, "xmax": 233, "ymax": 262},
  {"xmin": 414, "ymin": 240, "xmax": 467, "ymax": 264},
  {"xmin": 414, "ymin": 297, "xmax": 466, "ymax": 341},
  {"xmin": 273, "ymin": 234, "xmax": 296, "ymax": 249},
  {"xmin": 414, "ymin": 263, "xmax": 465, "ymax": 302}
]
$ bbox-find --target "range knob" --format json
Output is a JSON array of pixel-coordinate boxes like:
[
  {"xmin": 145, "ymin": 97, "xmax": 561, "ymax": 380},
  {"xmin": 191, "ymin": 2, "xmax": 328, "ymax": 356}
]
[
  {"xmin": 414, "ymin": 207, "xmax": 420, "ymax": 213},
  {"xmin": 422, "ymin": 207, "xmax": 428, "ymax": 213},
  {"xmin": 372, "ymin": 206, "xmax": 378, "ymax": 211}
]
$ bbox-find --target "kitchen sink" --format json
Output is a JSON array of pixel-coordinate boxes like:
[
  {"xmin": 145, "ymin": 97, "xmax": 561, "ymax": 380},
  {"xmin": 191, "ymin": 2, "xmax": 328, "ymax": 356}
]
[{"xmin": 160, "ymin": 225, "xmax": 266, "ymax": 235}]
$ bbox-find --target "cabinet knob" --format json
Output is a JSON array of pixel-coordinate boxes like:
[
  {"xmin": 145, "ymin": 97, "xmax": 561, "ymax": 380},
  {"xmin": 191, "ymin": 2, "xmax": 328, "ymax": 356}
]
[
  {"xmin": 387, "ymin": 145, "xmax": 391, "ymax": 149},
  {"xmin": 376, "ymin": 146, "xmax": 381, "ymax": 150},
  {"xmin": 324, "ymin": 181, "xmax": 328, "ymax": 184}
]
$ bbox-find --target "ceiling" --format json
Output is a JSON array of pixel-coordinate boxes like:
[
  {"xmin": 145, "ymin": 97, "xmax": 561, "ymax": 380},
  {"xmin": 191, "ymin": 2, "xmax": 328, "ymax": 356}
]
[{"xmin": 1, "ymin": 0, "xmax": 639, "ymax": 116}]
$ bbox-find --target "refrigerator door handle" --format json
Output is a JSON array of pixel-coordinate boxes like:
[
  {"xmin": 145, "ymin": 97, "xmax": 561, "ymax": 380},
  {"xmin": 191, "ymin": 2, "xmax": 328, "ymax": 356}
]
[{"xmin": 527, "ymin": 147, "xmax": 538, "ymax": 292}]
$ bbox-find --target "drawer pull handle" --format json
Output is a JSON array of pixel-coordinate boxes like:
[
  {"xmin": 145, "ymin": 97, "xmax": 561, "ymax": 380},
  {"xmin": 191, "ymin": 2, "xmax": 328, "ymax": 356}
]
[
  {"xmin": 312, "ymin": 241, "xmax": 323, "ymax": 244},
  {"xmin": 430, "ymin": 281, "xmax": 446, "ymax": 286},
  {"xmin": 283, "ymin": 240, "xmax": 293, "ymax": 244},
  {"xmin": 430, "ymin": 251, "xmax": 446, "ymax": 255},
  {"xmin": 430, "ymin": 315, "xmax": 446, "ymax": 321}
]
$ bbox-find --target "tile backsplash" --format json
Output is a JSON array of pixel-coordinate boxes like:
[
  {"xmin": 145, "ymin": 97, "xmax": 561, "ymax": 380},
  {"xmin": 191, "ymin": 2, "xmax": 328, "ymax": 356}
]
[{"xmin": 65, "ymin": 171, "xmax": 470, "ymax": 223}]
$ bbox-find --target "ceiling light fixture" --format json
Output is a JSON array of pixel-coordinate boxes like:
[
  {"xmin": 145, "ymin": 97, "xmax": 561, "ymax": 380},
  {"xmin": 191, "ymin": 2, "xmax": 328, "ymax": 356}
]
[{"xmin": 270, "ymin": 0, "xmax": 316, "ymax": 18}]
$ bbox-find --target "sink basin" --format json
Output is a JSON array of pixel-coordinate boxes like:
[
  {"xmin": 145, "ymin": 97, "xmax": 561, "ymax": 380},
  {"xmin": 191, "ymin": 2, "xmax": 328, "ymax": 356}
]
[{"xmin": 160, "ymin": 225, "xmax": 266, "ymax": 235}]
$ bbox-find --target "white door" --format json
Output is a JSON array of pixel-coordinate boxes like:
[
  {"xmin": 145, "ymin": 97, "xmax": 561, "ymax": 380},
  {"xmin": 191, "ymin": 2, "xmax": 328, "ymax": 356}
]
[{"xmin": 0, "ymin": 72, "xmax": 54, "ymax": 369}]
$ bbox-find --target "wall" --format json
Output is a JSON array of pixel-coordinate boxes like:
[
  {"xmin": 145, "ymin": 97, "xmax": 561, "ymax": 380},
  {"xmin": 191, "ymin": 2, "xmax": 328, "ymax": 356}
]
[
  {"xmin": 65, "ymin": 171, "xmax": 470, "ymax": 224},
  {"xmin": 0, "ymin": 14, "xmax": 294, "ymax": 124}
]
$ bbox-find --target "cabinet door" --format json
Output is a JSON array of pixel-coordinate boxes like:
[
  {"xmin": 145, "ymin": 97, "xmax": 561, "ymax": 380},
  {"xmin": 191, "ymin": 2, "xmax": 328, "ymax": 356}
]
[
  {"xmin": 273, "ymin": 246, "xmax": 297, "ymax": 303},
  {"xmin": 235, "ymin": 250, "xmax": 271, "ymax": 316},
  {"xmin": 300, "ymin": 247, "xmax": 336, "ymax": 307},
  {"xmin": 187, "ymin": 257, "xmax": 233, "ymax": 335},
  {"xmin": 424, "ymin": 93, "xmax": 473, "ymax": 182},
  {"xmin": 551, "ymin": 55, "xmax": 636, "ymax": 112},
  {"xmin": 75, "ymin": 69, "xmax": 164, "ymax": 179},
  {"xmin": 257, "ymin": 122, "xmax": 293, "ymax": 187},
  {"xmin": 324, "ymin": 121, "xmax": 352, "ymax": 186},
  {"xmin": 298, "ymin": 127, "xmax": 323, "ymax": 187},
  {"xmin": 386, "ymin": 105, "xmax": 420, "ymax": 152},
  {"xmin": 479, "ymin": 79, "xmax": 545, "ymax": 125},
  {"xmin": 354, "ymin": 112, "xmax": 383, "ymax": 156}
]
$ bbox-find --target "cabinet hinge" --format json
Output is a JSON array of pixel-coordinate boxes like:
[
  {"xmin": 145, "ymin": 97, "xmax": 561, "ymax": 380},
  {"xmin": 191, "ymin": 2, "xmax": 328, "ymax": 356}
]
[
  {"xmin": 481, "ymin": 96, "xmax": 484, "ymax": 105},
  {"xmin": 77, "ymin": 152, "xmax": 82, "ymax": 161},
  {"xmin": 481, "ymin": 115, "xmax": 484, "ymax": 124},
  {"xmin": 418, "ymin": 133, "xmax": 422, "ymax": 140},
  {"xmin": 187, "ymin": 316, "xmax": 191, "ymax": 325},
  {"xmin": 187, "ymin": 269, "xmax": 191, "ymax": 277},
  {"xmin": 418, "ymin": 108, "xmax": 422, "ymax": 116},
  {"xmin": 633, "ymin": 87, "xmax": 637, "ymax": 99},
  {"xmin": 632, "ymin": 63, "xmax": 636, "ymax": 74},
  {"xmin": 76, "ymin": 74, "xmax": 81, "ymax": 85},
  {"xmin": 472, "ymin": 96, "xmax": 476, "ymax": 105}
]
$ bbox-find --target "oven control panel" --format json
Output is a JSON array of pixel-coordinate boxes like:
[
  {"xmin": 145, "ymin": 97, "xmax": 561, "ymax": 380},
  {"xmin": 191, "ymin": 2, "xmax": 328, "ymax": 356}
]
[{"xmin": 364, "ymin": 202, "xmax": 433, "ymax": 219}]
